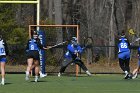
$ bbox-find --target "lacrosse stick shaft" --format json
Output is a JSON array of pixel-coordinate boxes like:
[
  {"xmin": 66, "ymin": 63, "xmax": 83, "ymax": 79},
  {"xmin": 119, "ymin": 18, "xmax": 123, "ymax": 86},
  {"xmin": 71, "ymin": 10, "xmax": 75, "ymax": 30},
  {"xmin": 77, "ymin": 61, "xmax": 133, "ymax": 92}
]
[{"xmin": 46, "ymin": 41, "xmax": 67, "ymax": 49}]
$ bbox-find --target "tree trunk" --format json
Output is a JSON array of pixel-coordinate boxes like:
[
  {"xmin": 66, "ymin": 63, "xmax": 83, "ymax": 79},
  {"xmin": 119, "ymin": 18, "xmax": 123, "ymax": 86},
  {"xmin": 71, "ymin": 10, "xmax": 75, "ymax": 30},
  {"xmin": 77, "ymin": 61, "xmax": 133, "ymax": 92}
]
[
  {"xmin": 109, "ymin": 0, "xmax": 115, "ymax": 62},
  {"xmin": 54, "ymin": 0, "xmax": 63, "ymax": 61}
]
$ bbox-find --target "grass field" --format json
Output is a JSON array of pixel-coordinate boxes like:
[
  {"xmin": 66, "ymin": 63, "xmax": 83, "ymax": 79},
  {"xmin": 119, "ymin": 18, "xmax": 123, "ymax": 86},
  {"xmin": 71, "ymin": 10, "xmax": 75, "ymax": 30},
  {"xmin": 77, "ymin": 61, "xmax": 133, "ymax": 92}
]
[{"xmin": 0, "ymin": 74, "xmax": 140, "ymax": 93}]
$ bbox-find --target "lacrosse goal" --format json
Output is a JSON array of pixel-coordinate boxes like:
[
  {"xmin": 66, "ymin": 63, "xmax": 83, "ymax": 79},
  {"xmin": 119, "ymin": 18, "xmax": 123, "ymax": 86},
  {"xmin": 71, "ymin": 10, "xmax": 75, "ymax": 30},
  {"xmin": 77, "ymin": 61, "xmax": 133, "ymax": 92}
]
[{"xmin": 29, "ymin": 25, "xmax": 80, "ymax": 76}]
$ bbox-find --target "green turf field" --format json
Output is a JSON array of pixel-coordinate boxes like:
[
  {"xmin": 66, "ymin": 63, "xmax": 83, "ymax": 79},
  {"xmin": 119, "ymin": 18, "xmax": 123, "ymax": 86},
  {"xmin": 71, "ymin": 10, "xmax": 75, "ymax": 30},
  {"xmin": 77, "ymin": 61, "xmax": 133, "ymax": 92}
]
[{"xmin": 0, "ymin": 74, "xmax": 140, "ymax": 93}]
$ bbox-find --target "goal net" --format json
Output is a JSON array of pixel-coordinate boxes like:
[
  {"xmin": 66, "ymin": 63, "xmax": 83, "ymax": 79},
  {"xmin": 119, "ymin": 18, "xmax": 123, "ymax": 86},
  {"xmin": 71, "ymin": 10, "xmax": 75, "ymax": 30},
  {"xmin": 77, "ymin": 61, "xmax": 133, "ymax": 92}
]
[{"xmin": 29, "ymin": 25, "xmax": 80, "ymax": 75}]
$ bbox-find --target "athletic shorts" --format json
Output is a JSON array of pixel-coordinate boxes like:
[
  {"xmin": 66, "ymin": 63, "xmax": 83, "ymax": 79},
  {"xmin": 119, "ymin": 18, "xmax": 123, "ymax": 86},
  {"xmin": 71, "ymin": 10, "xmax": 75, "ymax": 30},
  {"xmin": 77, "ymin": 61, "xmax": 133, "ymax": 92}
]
[
  {"xmin": 0, "ymin": 56, "xmax": 6, "ymax": 62},
  {"xmin": 118, "ymin": 51, "xmax": 130, "ymax": 59},
  {"xmin": 27, "ymin": 50, "xmax": 40, "ymax": 60}
]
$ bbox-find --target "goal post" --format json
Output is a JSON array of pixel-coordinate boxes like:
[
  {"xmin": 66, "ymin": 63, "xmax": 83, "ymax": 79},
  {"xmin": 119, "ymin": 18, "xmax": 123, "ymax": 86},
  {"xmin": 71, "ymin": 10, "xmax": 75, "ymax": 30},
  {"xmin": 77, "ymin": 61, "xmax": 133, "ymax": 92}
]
[
  {"xmin": 29, "ymin": 24, "xmax": 80, "ymax": 76},
  {"xmin": 0, "ymin": 0, "xmax": 40, "ymax": 28}
]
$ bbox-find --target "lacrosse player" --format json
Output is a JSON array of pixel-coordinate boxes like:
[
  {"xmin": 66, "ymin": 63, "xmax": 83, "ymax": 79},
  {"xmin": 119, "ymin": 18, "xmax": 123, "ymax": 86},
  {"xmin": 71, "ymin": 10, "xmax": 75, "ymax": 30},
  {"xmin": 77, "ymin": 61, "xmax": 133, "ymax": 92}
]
[
  {"xmin": 0, "ymin": 35, "xmax": 8, "ymax": 85},
  {"xmin": 25, "ymin": 30, "xmax": 47, "ymax": 82},
  {"xmin": 58, "ymin": 37, "xmax": 91, "ymax": 77},
  {"xmin": 117, "ymin": 31, "xmax": 132, "ymax": 79}
]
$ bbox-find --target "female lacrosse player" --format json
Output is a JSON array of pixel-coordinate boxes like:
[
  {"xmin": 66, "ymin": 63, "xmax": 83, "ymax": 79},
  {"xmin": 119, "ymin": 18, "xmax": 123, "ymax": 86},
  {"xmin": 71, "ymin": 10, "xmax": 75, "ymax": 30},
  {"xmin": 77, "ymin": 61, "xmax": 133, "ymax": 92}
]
[
  {"xmin": 58, "ymin": 37, "xmax": 91, "ymax": 77},
  {"xmin": 0, "ymin": 35, "xmax": 8, "ymax": 85},
  {"xmin": 132, "ymin": 46, "xmax": 140, "ymax": 79},
  {"xmin": 117, "ymin": 31, "xmax": 132, "ymax": 79},
  {"xmin": 25, "ymin": 30, "xmax": 47, "ymax": 82}
]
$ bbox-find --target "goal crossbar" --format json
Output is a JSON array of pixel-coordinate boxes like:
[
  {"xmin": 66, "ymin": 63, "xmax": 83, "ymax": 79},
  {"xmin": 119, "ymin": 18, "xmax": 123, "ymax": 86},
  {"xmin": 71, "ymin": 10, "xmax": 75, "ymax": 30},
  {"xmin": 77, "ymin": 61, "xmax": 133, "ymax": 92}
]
[{"xmin": 0, "ymin": 1, "xmax": 38, "ymax": 4}]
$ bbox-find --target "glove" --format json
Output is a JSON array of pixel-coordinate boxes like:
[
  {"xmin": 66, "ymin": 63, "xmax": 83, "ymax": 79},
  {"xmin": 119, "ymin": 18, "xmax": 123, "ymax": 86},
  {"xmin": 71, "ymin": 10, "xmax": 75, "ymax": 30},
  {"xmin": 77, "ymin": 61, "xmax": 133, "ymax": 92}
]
[{"xmin": 74, "ymin": 50, "xmax": 78, "ymax": 54}]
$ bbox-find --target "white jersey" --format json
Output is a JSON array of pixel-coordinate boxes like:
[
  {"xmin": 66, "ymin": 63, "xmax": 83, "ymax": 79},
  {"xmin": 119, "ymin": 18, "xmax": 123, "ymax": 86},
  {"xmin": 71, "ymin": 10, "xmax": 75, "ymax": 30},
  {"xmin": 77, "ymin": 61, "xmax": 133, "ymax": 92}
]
[{"xmin": 0, "ymin": 40, "xmax": 6, "ymax": 56}]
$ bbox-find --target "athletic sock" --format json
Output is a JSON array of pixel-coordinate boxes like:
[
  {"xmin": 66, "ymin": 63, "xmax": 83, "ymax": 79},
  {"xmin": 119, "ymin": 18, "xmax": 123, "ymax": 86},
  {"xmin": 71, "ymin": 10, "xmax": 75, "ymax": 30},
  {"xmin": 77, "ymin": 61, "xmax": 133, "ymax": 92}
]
[
  {"xmin": 35, "ymin": 76, "xmax": 39, "ymax": 82},
  {"xmin": 124, "ymin": 71, "xmax": 128, "ymax": 75},
  {"xmin": 26, "ymin": 71, "xmax": 29, "ymax": 76},
  {"xmin": 1, "ymin": 78, "xmax": 5, "ymax": 85}
]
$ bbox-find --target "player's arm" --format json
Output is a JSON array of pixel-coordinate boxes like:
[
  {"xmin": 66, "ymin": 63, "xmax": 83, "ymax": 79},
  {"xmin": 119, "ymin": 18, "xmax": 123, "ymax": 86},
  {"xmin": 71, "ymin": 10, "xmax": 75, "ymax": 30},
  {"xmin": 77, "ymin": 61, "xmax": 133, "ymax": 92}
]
[
  {"xmin": 77, "ymin": 45, "xmax": 83, "ymax": 53},
  {"xmin": 67, "ymin": 44, "xmax": 76, "ymax": 53},
  {"xmin": 36, "ymin": 39, "xmax": 47, "ymax": 50},
  {"xmin": 125, "ymin": 39, "xmax": 139, "ymax": 49},
  {"xmin": 25, "ymin": 40, "xmax": 30, "ymax": 52},
  {"xmin": 124, "ymin": 39, "xmax": 135, "ymax": 49}
]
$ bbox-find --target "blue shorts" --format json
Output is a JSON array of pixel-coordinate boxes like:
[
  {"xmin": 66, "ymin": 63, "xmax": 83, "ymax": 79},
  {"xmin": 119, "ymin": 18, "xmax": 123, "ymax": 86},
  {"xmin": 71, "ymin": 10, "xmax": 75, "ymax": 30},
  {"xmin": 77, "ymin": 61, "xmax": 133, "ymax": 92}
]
[
  {"xmin": 118, "ymin": 51, "xmax": 130, "ymax": 59},
  {"xmin": 0, "ymin": 57, "xmax": 6, "ymax": 62}
]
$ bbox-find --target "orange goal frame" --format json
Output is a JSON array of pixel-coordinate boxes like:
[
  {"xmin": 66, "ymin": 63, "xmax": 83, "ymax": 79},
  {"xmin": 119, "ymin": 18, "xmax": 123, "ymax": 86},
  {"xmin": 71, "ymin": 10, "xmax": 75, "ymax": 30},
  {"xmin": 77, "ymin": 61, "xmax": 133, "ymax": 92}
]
[{"xmin": 29, "ymin": 25, "xmax": 80, "ymax": 76}]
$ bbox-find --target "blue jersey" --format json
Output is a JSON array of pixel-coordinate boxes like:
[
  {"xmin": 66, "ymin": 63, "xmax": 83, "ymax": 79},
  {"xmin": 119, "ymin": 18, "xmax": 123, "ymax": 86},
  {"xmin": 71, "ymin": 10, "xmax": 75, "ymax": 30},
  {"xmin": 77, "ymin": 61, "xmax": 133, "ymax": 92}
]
[
  {"xmin": 0, "ymin": 40, "xmax": 6, "ymax": 56},
  {"xmin": 64, "ymin": 43, "xmax": 83, "ymax": 59},
  {"xmin": 118, "ymin": 37, "xmax": 130, "ymax": 53},
  {"xmin": 28, "ymin": 39, "xmax": 39, "ymax": 51}
]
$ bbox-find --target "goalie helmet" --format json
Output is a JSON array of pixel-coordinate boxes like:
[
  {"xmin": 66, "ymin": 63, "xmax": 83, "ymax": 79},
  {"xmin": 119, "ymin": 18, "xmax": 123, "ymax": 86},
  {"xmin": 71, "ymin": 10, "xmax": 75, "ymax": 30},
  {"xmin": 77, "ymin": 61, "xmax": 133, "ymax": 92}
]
[{"xmin": 71, "ymin": 37, "xmax": 78, "ymax": 46}]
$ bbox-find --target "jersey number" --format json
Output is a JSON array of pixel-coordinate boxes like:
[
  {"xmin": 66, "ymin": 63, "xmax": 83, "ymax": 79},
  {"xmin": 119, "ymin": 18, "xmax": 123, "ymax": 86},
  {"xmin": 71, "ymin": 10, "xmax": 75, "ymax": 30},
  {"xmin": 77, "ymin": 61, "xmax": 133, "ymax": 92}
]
[
  {"xmin": 0, "ymin": 48, "xmax": 4, "ymax": 53},
  {"xmin": 120, "ymin": 43, "xmax": 127, "ymax": 48},
  {"xmin": 31, "ymin": 45, "xmax": 35, "ymax": 50}
]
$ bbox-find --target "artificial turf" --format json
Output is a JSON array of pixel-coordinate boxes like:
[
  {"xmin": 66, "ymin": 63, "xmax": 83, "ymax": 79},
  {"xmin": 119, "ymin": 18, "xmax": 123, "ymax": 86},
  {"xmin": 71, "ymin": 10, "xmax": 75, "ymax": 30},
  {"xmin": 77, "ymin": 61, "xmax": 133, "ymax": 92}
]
[{"xmin": 0, "ymin": 74, "xmax": 140, "ymax": 93}]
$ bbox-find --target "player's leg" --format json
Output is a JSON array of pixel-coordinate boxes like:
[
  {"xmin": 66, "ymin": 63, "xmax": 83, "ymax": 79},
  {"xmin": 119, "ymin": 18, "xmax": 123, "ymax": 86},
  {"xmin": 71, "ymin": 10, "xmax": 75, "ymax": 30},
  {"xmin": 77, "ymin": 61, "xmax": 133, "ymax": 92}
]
[
  {"xmin": 34, "ymin": 60, "xmax": 40, "ymax": 82},
  {"xmin": 30, "ymin": 65, "xmax": 35, "ymax": 77},
  {"xmin": 118, "ymin": 52, "xmax": 126, "ymax": 70},
  {"xmin": 25, "ymin": 58, "xmax": 33, "ymax": 80},
  {"xmin": 124, "ymin": 58, "xmax": 132, "ymax": 79},
  {"xmin": 75, "ymin": 59, "xmax": 91, "ymax": 76},
  {"xmin": 58, "ymin": 58, "xmax": 72, "ymax": 77},
  {"xmin": 132, "ymin": 68, "xmax": 139, "ymax": 79},
  {"xmin": 119, "ymin": 58, "xmax": 126, "ymax": 71},
  {"xmin": 124, "ymin": 58, "xmax": 130, "ymax": 73},
  {"xmin": 119, "ymin": 58, "xmax": 129, "ymax": 78},
  {"xmin": 0, "ymin": 58, "xmax": 6, "ymax": 85},
  {"xmin": 33, "ymin": 51, "xmax": 40, "ymax": 82},
  {"xmin": 132, "ymin": 60, "xmax": 140, "ymax": 79}
]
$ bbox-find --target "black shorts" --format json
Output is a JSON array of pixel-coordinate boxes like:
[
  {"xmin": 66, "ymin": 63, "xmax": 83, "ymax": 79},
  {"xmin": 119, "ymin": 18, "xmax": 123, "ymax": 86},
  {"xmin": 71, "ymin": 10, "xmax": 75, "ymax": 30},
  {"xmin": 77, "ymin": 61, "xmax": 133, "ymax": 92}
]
[{"xmin": 27, "ymin": 50, "xmax": 40, "ymax": 60}]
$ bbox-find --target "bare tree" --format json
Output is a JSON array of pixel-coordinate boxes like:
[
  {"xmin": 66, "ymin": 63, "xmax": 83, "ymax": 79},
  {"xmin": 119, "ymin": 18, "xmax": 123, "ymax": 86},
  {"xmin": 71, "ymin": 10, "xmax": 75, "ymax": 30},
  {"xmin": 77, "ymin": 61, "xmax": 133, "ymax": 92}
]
[{"xmin": 109, "ymin": 0, "xmax": 115, "ymax": 62}]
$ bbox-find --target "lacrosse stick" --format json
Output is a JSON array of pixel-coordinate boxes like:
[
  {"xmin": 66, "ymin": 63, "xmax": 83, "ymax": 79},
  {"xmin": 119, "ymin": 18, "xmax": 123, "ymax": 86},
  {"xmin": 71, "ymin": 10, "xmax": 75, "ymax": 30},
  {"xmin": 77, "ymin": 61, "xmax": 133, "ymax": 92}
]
[
  {"xmin": 128, "ymin": 29, "xmax": 140, "ymax": 45},
  {"xmin": 83, "ymin": 37, "xmax": 93, "ymax": 50},
  {"xmin": 46, "ymin": 41, "xmax": 67, "ymax": 49}
]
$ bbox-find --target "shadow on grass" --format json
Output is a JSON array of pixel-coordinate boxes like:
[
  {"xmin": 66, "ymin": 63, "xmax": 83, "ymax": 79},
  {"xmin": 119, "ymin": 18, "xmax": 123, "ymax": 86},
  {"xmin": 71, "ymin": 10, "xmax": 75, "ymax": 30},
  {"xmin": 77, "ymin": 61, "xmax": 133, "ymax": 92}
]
[
  {"xmin": 30, "ymin": 80, "xmax": 47, "ymax": 83},
  {"xmin": 5, "ymin": 82, "xmax": 12, "ymax": 85}
]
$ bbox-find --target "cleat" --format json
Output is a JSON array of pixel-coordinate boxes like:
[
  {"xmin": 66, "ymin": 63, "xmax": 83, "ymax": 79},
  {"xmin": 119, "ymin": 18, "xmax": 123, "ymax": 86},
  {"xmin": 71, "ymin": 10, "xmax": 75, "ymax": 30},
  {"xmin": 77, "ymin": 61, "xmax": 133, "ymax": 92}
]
[
  {"xmin": 86, "ymin": 71, "xmax": 92, "ymax": 76},
  {"xmin": 58, "ymin": 72, "xmax": 61, "ymax": 77},
  {"xmin": 40, "ymin": 74, "xmax": 47, "ymax": 78},
  {"xmin": 35, "ymin": 76, "xmax": 39, "ymax": 82},
  {"xmin": 124, "ymin": 74, "xmax": 132, "ymax": 79},
  {"xmin": 132, "ymin": 73, "xmax": 138, "ymax": 79},
  {"xmin": 40, "ymin": 72, "xmax": 47, "ymax": 78},
  {"xmin": 25, "ymin": 71, "xmax": 29, "ymax": 80},
  {"xmin": 128, "ymin": 74, "xmax": 132, "ymax": 79},
  {"xmin": 124, "ymin": 74, "xmax": 129, "ymax": 79},
  {"xmin": 25, "ymin": 76, "xmax": 29, "ymax": 81},
  {"xmin": 0, "ymin": 81, "xmax": 5, "ymax": 85}
]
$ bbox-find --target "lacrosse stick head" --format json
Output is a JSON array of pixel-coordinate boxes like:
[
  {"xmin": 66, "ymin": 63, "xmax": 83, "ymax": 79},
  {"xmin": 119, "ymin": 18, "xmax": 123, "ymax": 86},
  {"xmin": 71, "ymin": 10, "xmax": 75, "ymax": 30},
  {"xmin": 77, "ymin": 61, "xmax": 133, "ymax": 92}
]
[{"xmin": 128, "ymin": 29, "xmax": 135, "ymax": 35}]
